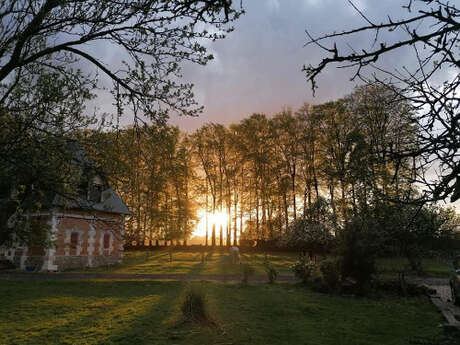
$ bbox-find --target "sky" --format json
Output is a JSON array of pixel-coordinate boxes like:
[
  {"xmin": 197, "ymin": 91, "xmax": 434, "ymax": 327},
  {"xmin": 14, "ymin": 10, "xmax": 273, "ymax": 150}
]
[
  {"xmin": 86, "ymin": 0, "xmax": 433, "ymax": 131},
  {"xmin": 167, "ymin": 0, "xmax": 459, "ymax": 211},
  {"xmin": 82, "ymin": 0, "xmax": 458, "ymax": 210},
  {"xmin": 167, "ymin": 0, "xmax": 416, "ymax": 131}
]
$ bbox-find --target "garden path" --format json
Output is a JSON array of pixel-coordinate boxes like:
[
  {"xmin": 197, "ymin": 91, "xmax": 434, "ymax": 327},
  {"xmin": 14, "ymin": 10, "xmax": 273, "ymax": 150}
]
[{"xmin": 415, "ymin": 278, "xmax": 460, "ymax": 330}]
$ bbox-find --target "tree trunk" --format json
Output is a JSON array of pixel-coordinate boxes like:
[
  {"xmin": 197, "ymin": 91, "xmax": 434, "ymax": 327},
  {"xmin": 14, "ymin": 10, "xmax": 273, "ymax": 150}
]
[
  {"xmin": 283, "ymin": 191, "xmax": 289, "ymax": 232},
  {"xmin": 219, "ymin": 224, "xmax": 223, "ymax": 246},
  {"xmin": 233, "ymin": 190, "xmax": 238, "ymax": 246},
  {"xmin": 205, "ymin": 180, "xmax": 209, "ymax": 246},
  {"xmin": 212, "ymin": 224, "xmax": 216, "ymax": 247},
  {"xmin": 226, "ymin": 203, "xmax": 231, "ymax": 246},
  {"xmin": 262, "ymin": 194, "xmax": 266, "ymax": 240},
  {"xmin": 291, "ymin": 171, "xmax": 296, "ymax": 220},
  {"xmin": 256, "ymin": 193, "xmax": 260, "ymax": 240}
]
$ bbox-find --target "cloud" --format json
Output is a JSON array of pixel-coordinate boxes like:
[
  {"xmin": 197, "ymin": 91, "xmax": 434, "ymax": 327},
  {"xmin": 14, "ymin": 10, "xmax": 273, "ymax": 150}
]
[
  {"xmin": 67, "ymin": 0, "xmax": 413, "ymax": 134},
  {"xmin": 303, "ymin": 0, "xmax": 322, "ymax": 8},
  {"xmin": 267, "ymin": 0, "xmax": 280, "ymax": 11}
]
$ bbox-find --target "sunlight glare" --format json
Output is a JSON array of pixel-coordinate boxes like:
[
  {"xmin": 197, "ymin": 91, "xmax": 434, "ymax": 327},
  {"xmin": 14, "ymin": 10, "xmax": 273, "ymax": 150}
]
[{"xmin": 192, "ymin": 209, "xmax": 228, "ymax": 238}]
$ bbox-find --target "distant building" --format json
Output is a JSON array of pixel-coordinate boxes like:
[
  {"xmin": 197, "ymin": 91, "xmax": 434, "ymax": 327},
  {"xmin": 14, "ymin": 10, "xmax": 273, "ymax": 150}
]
[{"xmin": 0, "ymin": 143, "xmax": 131, "ymax": 271}]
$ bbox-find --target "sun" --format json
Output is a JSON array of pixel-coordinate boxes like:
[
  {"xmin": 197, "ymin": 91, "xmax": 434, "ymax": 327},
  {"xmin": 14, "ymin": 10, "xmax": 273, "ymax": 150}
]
[{"xmin": 193, "ymin": 209, "xmax": 228, "ymax": 238}]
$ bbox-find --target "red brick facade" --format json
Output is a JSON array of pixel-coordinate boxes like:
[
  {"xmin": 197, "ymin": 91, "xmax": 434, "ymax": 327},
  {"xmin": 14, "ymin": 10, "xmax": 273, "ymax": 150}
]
[{"xmin": 0, "ymin": 208, "xmax": 125, "ymax": 271}]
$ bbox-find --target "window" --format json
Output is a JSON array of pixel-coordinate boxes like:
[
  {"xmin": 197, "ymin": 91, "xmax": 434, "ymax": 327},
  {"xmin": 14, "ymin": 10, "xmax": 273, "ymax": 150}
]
[
  {"xmin": 89, "ymin": 184, "xmax": 103, "ymax": 202},
  {"xmin": 103, "ymin": 233, "xmax": 111, "ymax": 249},
  {"xmin": 88, "ymin": 176, "xmax": 105, "ymax": 203},
  {"xmin": 70, "ymin": 232, "xmax": 79, "ymax": 249}
]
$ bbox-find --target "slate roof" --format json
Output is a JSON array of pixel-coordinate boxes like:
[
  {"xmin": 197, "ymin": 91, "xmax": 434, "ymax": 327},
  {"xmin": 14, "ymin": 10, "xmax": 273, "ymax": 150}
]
[
  {"xmin": 52, "ymin": 141, "xmax": 132, "ymax": 216},
  {"xmin": 52, "ymin": 188, "xmax": 132, "ymax": 215}
]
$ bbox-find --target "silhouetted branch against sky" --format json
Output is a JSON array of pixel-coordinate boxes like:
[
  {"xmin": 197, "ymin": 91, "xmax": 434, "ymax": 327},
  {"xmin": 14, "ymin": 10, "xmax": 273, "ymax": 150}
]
[
  {"xmin": 0, "ymin": 0, "xmax": 243, "ymax": 124},
  {"xmin": 303, "ymin": 0, "xmax": 459, "ymax": 203}
]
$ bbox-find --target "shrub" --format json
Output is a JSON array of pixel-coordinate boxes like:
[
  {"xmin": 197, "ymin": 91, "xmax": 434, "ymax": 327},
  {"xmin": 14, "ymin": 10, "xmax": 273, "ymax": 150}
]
[
  {"xmin": 310, "ymin": 270, "xmax": 329, "ymax": 293},
  {"xmin": 319, "ymin": 257, "xmax": 341, "ymax": 291},
  {"xmin": 291, "ymin": 254, "xmax": 316, "ymax": 283},
  {"xmin": 263, "ymin": 260, "xmax": 278, "ymax": 284},
  {"xmin": 241, "ymin": 262, "xmax": 255, "ymax": 284},
  {"xmin": 338, "ymin": 218, "xmax": 381, "ymax": 287},
  {"xmin": 181, "ymin": 287, "xmax": 211, "ymax": 324},
  {"xmin": 282, "ymin": 209, "xmax": 335, "ymax": 261}
]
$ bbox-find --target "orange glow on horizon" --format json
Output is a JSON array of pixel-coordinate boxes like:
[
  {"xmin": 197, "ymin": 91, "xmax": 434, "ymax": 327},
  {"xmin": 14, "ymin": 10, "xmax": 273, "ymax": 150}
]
[{"xmin": 193, "ymin": 210, "xmax": 228, "ymax": 238}]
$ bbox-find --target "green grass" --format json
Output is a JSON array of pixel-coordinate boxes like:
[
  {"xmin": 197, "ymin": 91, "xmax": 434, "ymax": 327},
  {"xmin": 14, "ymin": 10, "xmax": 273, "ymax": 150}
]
[
  {"xmin": 376, "ymin": 257, "xmax": 451, "ymax": 278},
  {"xmin": 74, "ymin": 249, "xmax": 452, "ymax": 280},
  {"xmin": 0, "ymin": 280, "xmax": 445, "ymax": 345},
  {"xmin": 74, "ymin": 249, "xmax": 299, "ymax": 276}
]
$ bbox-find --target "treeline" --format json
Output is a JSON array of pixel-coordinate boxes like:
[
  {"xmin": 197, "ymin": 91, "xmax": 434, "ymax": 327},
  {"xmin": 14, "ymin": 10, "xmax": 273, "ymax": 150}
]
[
  {"xmin": 88, "ymin": 126, "xmax": 196, "ymax": 246},
  {"xmin": 88, "ymin": 84, "xmax": 430, "ymax": 247}
]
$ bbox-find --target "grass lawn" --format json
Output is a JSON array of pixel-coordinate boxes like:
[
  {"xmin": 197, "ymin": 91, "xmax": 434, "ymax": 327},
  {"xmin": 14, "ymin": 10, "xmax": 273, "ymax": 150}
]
[
  {"xmin": 74, "ymin": 249, "xmax": 299, "ymax": 276},
  {"xmin": 72, "ymin": 249, "xmax": 452, "ymax": 280},
  {"xmin": 0, "ymin": 279, "xmax": 445, "ymax": 345},
  {"xmin": 375, "ymin": 257, "xmax": 452, "ymax": 278}
]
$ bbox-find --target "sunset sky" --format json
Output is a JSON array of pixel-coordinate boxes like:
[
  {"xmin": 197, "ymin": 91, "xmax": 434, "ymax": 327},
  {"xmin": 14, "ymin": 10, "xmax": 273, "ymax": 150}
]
[
  {"xmin": 167, "ymin": 0, "xmax": 416, "ymax": 131},
  {"xmin": 87, "ymin": 1, "xmax": 437, "ymax": 132},
  {"xmin": 85, "ymin": 0, "xmax": 459, "ymax": 209}
]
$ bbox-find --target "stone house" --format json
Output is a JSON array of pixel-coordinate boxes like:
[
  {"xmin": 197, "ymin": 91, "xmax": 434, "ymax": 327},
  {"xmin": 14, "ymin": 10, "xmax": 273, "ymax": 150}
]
[{"xmin": 0, "ymin": 144, "xmax": 131, "ymax": 271}]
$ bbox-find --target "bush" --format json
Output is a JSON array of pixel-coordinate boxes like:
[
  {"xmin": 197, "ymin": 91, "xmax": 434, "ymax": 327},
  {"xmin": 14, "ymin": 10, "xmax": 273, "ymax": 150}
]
[
  {"xmin": 319, "ymin": 258, "xmax": 341, "ymax": 291},
  {"xmin": 282, "ymin": 204, "xmax": 335, "ymax": 261},
  {"xmin": 241, "ymin": 262, "xmax": 255, "ymax": 284},
  {"xmin": 180, "ymin": 287, "xmax": 211, "ymax": 324},
  {"xmin": 291, "ymin": 254, "xmax": 316, "ymax": 283},
  {"xmin": 264, "ymin": 260, "xmax": 278, "ymax": 284},
  {"xmin": 338, "ymin": 218, "xmax": 381, "ymax": 287}
]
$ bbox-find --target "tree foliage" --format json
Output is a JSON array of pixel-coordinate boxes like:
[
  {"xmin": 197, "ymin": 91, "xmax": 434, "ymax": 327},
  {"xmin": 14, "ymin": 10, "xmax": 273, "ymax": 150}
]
[
  {"xmin": 87, "ymin": 125, "xmax": 197, "ymax": 245},
  {"xmin": 304, "ymin": 0, "xmax": 459, "ymax": 203},
  {"xmin": 94, "ymin": 85, "xmax": 435, "ymax": 247},
  {"xmin": 0, "ymin": 0, "xmax": 243, "ymax": 245},
  {"xmin": 0, "ymin": 0, "xmax": 243, "ymax": 122}
]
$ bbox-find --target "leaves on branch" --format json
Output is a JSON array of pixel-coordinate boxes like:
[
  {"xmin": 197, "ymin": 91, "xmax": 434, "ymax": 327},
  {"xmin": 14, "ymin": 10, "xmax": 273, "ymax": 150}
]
[{"xmin": 303, "ymin": 0, "xmax": 459, "ymax": 203}]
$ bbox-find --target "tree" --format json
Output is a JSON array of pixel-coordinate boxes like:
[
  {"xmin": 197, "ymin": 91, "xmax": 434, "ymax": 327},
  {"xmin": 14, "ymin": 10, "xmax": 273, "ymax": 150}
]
[
  {"xmin": 271, "ymin": 110, "xmax": 301, "ymax": 221},
  {"xmin": 282, "ymin": 198, "xmax": 334, "ymax": 261},
  {"xmin": 0, "ymin": 0, "xmax": 243, "ymax": 245},
  {"xmin": 313, "ymin": 100, "xmax": 355, "ymax": 221},
  {"xmin": 345, "ymin": 85, "xmax": 417, "ymax": 206},
  {"xmin": 378, "ymin": 202, "xmax": 459, "ymax": 273},
  {"xmin": 0, "ymin": 70, "xmax": 95, "ymax": 245},
  {"xmin": 296, "ymin": 103, "xmax": 321, "ymax": 216},
  {"xmin": 87, "ymin": 125, "xmax": 198, "ymax": 247},
  {"xmin": 304, "ymin": 0, "xmax": 460, "ymax": 203},
  {"xmin": 191, "ymin": 125, "xmax": 220, "ymax": 246},
  {"xmin": 0, "ymin": 0, "xmax": 243, "ymax": 122},
  {"xmin": 234, "ymin": 114, "xmax": 275, "ymax": 240}
]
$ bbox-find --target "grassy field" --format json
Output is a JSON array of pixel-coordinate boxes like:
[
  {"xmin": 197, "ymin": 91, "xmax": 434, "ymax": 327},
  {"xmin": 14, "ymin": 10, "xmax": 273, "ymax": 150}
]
[
  {"xmin": 376, "ymin": 257, "xmax": 452, "ymax": 278},
  {"xmin": 0, "ymin": 279, "xmax": 445, "ymax": 345},
  {"xmin": 74, "ymin": 249, "xmax": 299, "ymax": 276},
  {"xmin": 73, "ymin": 249, "xmax": 452, "ymax": 279}
]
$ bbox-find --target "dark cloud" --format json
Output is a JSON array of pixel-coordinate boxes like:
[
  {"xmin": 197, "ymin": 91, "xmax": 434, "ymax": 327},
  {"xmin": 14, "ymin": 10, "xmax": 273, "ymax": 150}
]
[
  {"xmin": 79, "ymin": 1, "xmax": 446, "ymax": 134},
  {"xmin": 168, "ymin": 0, "xmax": 424, "ymax": 130},
  {"xmin": 78, "ymin": 1, "xmax": 459, "ymax": 210}
]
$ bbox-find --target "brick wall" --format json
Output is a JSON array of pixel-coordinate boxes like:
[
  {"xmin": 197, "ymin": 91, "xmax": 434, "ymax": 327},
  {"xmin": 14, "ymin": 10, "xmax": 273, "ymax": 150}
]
[
  {"xmin": 53, "ymin": 209, "xmax": 124, "ymax": 270},
  {"xmin": 6, "ymin": 208, "xmax": 125, "ymax": 271}
]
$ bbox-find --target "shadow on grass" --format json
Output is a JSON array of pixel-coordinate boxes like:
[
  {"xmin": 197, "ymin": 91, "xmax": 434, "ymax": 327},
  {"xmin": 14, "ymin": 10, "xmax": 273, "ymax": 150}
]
[
  {"xmin": 0, "ymin": 280, "xmax": 445, "ymax": 345},
  {"xmin": 2, "ymin": 280, "xmax": 189, "ymax": 345}
]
